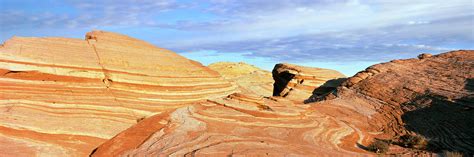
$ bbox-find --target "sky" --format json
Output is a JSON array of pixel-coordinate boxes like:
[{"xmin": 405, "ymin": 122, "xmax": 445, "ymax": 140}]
[{"xmin": 1, "ymin": 0, "xmax": 473, "ymax": 76}]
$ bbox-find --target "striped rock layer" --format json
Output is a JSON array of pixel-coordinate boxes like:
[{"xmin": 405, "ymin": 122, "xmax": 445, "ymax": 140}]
[
  {"xmin": 314, "ymin": 50, "xmax": 474, "ymax": 153},
  {"xmin": 91, "ymin": 96, "xmax": 370, "ymax": 156},
  {"xmin": 208, "ymin": 62, "xmax": 274, "ymax": 97},
  {"xmin": 3, "ymin": 30, "xmax": 471, "ymax": 156},
  {"xmin": 0, "ymin": 31, "xmax": 237, "ymax": 156},
  {"xmin": 272, "ymin": 63, "xmax": 345, "ymax": 101},
  {"xmin": 92, "ymin": 50, "xmax": 474, "ymax": 156}
]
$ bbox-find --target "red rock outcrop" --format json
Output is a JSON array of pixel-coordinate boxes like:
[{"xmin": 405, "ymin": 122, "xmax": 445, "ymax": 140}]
[
  {"xmin": 90, "ymin": 64, "xmax": 372, "ymax": 157},
  {"xmin": 91, "ymin": 50, "xmax": 473, "ymax": 156},
  {"xmin": 272, "ymin": 63, "xmax": 345, "ymax": 101},
  {"xmin": 3, "ymin": 30, "xmax": 472, "ymax": 156},
  {"xmin": 312, "ymin": 50, "xmax": 474, "ymax": 153},
  {"xmin": 0, "ymin": 31, "xmax": 237, "ymax": 156},
  {"xmin": 90, "ymin": 64, "xmax": 368, "ymax": 156}
]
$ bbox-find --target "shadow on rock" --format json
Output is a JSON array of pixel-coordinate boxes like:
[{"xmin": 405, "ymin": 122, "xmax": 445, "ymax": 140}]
[
  {"xmin": 401, "ymin": 78, "xmax": 474, "ymax": 153},
  {"xmin": 272, "ymin": 70, "xmax": 295, "ymax": 96},
  {"xmin": 304, "ymin": 78, "xmax": 347, "ymax": 104}
]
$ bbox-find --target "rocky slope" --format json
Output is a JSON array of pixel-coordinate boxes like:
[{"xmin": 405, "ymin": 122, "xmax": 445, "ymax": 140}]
[
  {"xmin": 311, "ymin": 50, "xmax": 474, "ymax": 153},
  {"xmin": 91, "ymin": 50, "xmax": 473, "ymax": 156},
  {"xmin": 209, "ymin": 62, "xmax": 273, "ymax": 96},
  {"xmin": 0, "ymin": 31, "xmax": 237, "ymax": 156}
]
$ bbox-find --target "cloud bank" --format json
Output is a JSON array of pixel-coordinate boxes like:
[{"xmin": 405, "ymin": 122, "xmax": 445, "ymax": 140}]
[{"xmin": 1, "ymin": 0, "xmax": 473, "ymax": 75}]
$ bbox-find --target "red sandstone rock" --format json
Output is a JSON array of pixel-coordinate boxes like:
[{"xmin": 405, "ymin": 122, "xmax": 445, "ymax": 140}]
[
  {"xmin": 2, "ymin": 30, "xmax": 472, "ymax": 156},
  {"xmin": 0, "ymin": 31, "xmax": 237, "ymax": 156},
  {"xmin": 91, "ymin": 50, "xmax": 473, "ymax": 156},
  {"xmin": 314, "ymin": 50, "xmax": 474, "ymax": 153},
  {"xmin": 417, "ymin": 53, "xmax": 433, "ymax": 59},
  {"xmin": 272, "ymin": 63, "xmax": 345, "ymax": 101},
  {"xmin": 91, "ymin": 101, "xmax": 367, "ymax": 156}
]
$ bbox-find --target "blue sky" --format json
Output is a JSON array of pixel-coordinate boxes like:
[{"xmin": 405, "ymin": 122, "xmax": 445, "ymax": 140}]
[{"xmin": 1, "ymin": 0, "xmax": 473, "ymax": 76}]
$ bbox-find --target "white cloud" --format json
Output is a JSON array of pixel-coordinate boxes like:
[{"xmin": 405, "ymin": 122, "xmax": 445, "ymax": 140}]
[
  {"xmin": 164, "ymin": 0, "xmax": 473, "ymax": 47},
  {"xmin": 1, "ymin": 0, "xmax": 472, "ymax": 67},
  {"xmin": 407, "ymin": 21, "xmax": 430, "ymax": 25}
]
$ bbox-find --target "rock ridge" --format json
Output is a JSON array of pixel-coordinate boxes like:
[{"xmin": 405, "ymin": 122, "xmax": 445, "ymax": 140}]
[
  {"xmin": 0, "ymin": 30, "xmax": 237, "ymax": 156},
  {"xmin": 313, "ymin": 50, "xmax": 474, "ymax": 153}
]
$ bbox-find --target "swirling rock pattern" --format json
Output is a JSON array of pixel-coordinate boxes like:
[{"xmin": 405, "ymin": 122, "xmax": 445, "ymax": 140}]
[
  {"xmin": 2, "ymin": 30, "xmax": 472, "ymax": 156},
  {"xmin": 316, "ymin": 50, "xmax": 474, "ymax": 153},
  {"xmin": 91, "ymin": 97, "xmax": 370, "ymax": 156},
  {"xmin": 209, "ymin": 62, "xmax": 273, "ymax": 97},
  {"xmin": 92, "ymin": 63, "xmax": 375, "ymax": 156},
  {"xmin": 0, "ymin": 31, "xmax": 237, "ymax": 156},
  {"xmin": 92, "ymin": 50, "xmax": 473, "ymax": 156}
]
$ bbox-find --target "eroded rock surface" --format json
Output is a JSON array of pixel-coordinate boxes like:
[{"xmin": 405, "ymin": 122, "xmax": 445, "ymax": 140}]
[
  {"xmin": 0, "ymin": 31, "xmax": 237, "ymax": 156},
  {"xmin": 272, "ymin": 63, "xmax": 345, "ymax": 101},
  {"xmin": 90, "ymin": 63, "xmax": 377, "ymax": 157},
  {"xmin": 2, "ymin": 30, "xmax": 472, "ymax": 156},
  {"xmin": 315, "ymin": 50, "xmax": 474, "ymax": 153},
  {"xmin": 91, "ymin": 99, "xmax": 368, "ymax": 156},
  {"xmin": 209, "ymin": 62, "xmax": 273, "ymax": 96},
  {"xmin": 92, "ymin": 50, "xmax": 473, "ymax": 156}
]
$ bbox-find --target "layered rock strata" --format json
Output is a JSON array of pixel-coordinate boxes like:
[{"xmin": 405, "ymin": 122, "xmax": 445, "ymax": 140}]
[
  {"xmin": 3, "ymin": 30, "xmax": 472, "ymax": 156},
  {"xmin": 91, "ymin": 97, "xmax": 368, "ymax": 156},
  {"xmin": 92, "ymin": 50, "xmax": 473, "ymax": 156},
  {"xmin": 0, "ymin": 31, "xmax": 237, "ymax": 156},
  {"xmin": 209, "ymin": 62, "xmax": 273, "ymax": 96},
  {"xmin": 272, "ymin": 63, "xmax": 345, "ymax": 101},
  {"xmin": 313, "ymin": 50, "xmax": 474, "ymax": 153}
]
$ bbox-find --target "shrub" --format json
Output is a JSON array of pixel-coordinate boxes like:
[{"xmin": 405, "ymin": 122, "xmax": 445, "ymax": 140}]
[
  {"xmin": 136, "ymin": 117, "xmax": 146, "ymax": 123},
  {"xmin": 442, "ymin": 150, "xmax": 463, "ymax": 157},
  {"xmin": 257, "ymin": 104, "xmax": 274, "ymax": 111},
  {"xmin": 399, "ymin": 134, "xmax": 428, "ymax": 149},
  {"xmin": 367, "ymin": 140, "xmax": 390, "ymax": 154}
]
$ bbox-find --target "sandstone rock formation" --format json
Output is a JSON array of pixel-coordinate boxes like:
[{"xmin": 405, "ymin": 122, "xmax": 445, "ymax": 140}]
[
  {"xmin": 90, "ymin": 101, "xmax": 368, "ymax": 156},
  {"xmin": 209, "ymin": 62, "xmax": 273, "ymax": 96},
  {"xmin": 2, "ymin": 30, "xmax": 472, "ymax": 156},
  {"xmin": 312, "ymin": 50, "xmax": 474, "ymax": 153},
  {"xmin": 272, "ymin": 63, "xmax": 345, "ymax": 101},
  {"xmin": 92, "ymin": 50, "xmax": 473, "ymax": 156},
  {"xmin": 0, "ymin": 31, "xmax": 237, "ymax": 156}
]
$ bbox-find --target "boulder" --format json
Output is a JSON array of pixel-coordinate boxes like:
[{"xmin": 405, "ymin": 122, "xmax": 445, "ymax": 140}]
[{"xmin": 272, "ymin": 63, "xmax": 345, "ymax": 101}]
